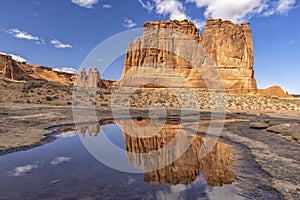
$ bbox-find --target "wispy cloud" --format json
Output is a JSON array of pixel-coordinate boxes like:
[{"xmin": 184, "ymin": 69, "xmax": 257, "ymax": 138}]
[
  {"xmin": 53, "ymin": 68, "xmax": 78, "ymax": 74},
  {"xmin": 102, "ymin": 4, "xmax": 112, "ymax": 9},
  {"xmin": 6, "ymin": 28, "xmax": 45, "ymax": 45},
  {"xmin": 7, "ymin": 28, "xmax": 39, "ymax": 41},
  {"xmin": 50, "ymin": 156, "xmax": 72, "ymax": 165},
  {"xmin": 0, "ymin": 52, "xmax": 27, "ymax": 63},
  {"xmin": 51, "ymin": 39, "xmax": 73, "ymax": 49},
  {"xmin": 138, "ymin": 0, "xmax": 154, "ymax": 12},
  {"xmin": 276, "ymin": 0, "xmax": 297, "ymax": 14},
  {"xmin": 123, "ymin": 18, "xmax": 137, "ymax": 28},
  {"xmin": 9, "ymin": 164, "xmax": 39, "ymax": 177},
  {"xmin": 71, "ymin": 0, "xmax": 98, "ymax": 8},
  {"xmin": 288, "ymin": 40, "xmax": 295, "ymax": 45}
]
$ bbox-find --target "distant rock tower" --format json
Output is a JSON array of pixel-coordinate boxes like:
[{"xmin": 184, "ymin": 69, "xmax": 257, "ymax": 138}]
[{"xmin": 75, "ymin": 68, "xmax": 101, "ymax": 88}]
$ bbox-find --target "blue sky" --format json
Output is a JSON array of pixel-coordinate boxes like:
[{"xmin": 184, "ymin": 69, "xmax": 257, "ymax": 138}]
[{"xmin": 0, "ymin": 0, "xmax": 299, "ymax": 93}]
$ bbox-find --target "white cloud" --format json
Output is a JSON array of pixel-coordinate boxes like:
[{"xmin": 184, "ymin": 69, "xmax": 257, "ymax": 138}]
[
  {"xmin": 146, "ymin": 0, "xmax": 297, "ymax": 29},
  {"xmin": 276, "ymin": 0, "xmax": 296, "ymax": 14},
  {"xmin": 186, "ymin": 0, "xmax": 267, "ymax": 23},
  {"xmin": 56, "ymin": 131, "xmax": 78, "ymax": 138},
  {"xmin": 71, "ymin": 0, "xmax": 98, "ymax": 8},
  {"xmin": 186, "ymin": 0, "xmax": 298, "ymax": 23},
  {"xmin": 103, "ymin": 4, "xmax": 112, "ymax": 8},
  {"xmin": 51, "ymin": 39, "xmax": 73, "ymax": 49},
  {"xmin": 0, "ymin": 52, "xmax": 27, "ymax": 63},
  {"xmin": 192, "ymin": 19, "xmax": 206, "ymax": 30},
  {"xmin": 9, "ymin": 164, "xmax": 38, "ymax": 177},
  {"xmin": 123, "ymin": 18, "xmax": 137, "ymax": 28},
  {"xmin": 53, "ymin": 67, "xmax": 78, "ymax": 74},
  {"xmin": 7, "ymin": 28, "xmax": 39, "ymax": 41},
  {"xmin": 138, "ymin": 0, "xmax": 154, "ymax": 12},
  {"xmin": 6, "ymin": 28, "xmax": 45, "ymax": 44},
  {"xmin": 153, "ymin": 0, "xmax": 187, "ymax": 20},
  {"xmin": 50, "ymin": 156, "xmax": 71, "ymax": 165}
]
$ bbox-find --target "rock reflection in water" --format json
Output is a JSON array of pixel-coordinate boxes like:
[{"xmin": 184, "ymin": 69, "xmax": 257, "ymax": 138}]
[
  {"xmin": 79, "ymin": 124, "xmax": 101, "ymax": 137},
  {"xmin": 79, "ymin": 119, "xmax": 236, "ymax": 187}
]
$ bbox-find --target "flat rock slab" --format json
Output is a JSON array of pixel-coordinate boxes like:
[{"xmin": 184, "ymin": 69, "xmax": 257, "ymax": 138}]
[
  {"xmin": 250, "ymin": 121, "xmax": 271, "ymax": 129},
  {"xmin": 267, "ymin": 123, "xmax": 300, "ymax": 137}
]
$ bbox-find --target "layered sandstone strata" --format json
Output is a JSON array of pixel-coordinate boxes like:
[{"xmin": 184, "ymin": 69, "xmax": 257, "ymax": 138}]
[
  {"xmin": 0, "ymin": 54, "xmax": 76, "ymax": 85},
  {"xmin": 122, "ymin": 18, "xmax": 258, "ymax": 93},
  {"xmin": 201, "ymin": 18, "xmax": 257, "ymax": 93}
]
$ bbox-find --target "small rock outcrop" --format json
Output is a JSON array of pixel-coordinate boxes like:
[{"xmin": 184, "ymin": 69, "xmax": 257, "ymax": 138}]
[
  {"xmin": 74, "ymin": 68, "xmax": 101, "ymax": 88},
  {"xmin": 74, "ymin": 68, "xmax": 116, "ymax": 89},
  {"xmin": 259, "ymin": 86, "xmax": 293, "ymax": 98},
  {"xmin": 123, "ymin": 18, "xmax": 258, "ymax": 93}
]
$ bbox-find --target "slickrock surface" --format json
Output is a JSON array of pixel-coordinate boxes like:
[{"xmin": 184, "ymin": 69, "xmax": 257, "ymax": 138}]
[{"xmin": 123, "ymin": 18, "xmax": 257, "ymax": 93}]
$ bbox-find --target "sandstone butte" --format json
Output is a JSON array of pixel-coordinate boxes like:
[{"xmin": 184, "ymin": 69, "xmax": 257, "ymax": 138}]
[
  {"xmin": 0, "ymin": 18, "xmax": 293, "ymax": 98},
  {"xmin": 123, "ymin": 18, "xmax": 257, "ymax": 93}
]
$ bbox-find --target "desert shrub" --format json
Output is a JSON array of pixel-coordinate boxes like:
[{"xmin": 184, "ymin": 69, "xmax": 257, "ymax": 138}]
[
  {"xmin": 45, "ymin": 96, "xmax": 52, "ymax": 101},
  {"xmin": 103, "ymin": 90, "xmax": 111, "ymax": 95}
]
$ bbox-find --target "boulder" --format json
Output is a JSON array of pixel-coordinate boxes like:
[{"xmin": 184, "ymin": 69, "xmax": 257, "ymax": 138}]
[{"xmin": 250, "ymin": 121, "xmax": 270, "ymax": 129}]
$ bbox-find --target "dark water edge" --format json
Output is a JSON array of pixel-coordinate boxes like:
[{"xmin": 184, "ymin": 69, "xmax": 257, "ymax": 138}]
[{"xmin": 218, "ymin": 136, "xmax": 284, "ymax": 200}]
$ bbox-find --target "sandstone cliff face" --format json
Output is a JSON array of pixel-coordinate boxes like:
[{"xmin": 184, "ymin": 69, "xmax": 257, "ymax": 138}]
[
  {"xmin": 0, "ymin": 54, "xmax": 77, "ymax": 85},
  {"xmin": 201, "ymin": 18, "xmax": 257, "ymax": 93},
  {"xmin": 123, "ymin": 18, "xmax": 258, "ymax": 93}
]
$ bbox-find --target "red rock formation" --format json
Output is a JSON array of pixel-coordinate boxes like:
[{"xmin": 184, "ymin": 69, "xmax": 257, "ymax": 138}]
[
  {"xmin": 201, "ymin": 18, "xmax": 257, "ymax": 93},
  {"xmin": 259, "ymin": 86, "xmax": 293, "ymax": 98},
  {"xmin": 0, "ymin": 53, "xmax": 77, "ymax": 85},
  {"xmin": 75, "ymin": 68, "xmax": 101, "ymax": 88},
  {"xmin": 74, "ymin": 68, "xmax": 116, "ymax": 89},
  {"xmin": 122, "ymin": 18, "xmax": 258, "ymax": 93}
]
